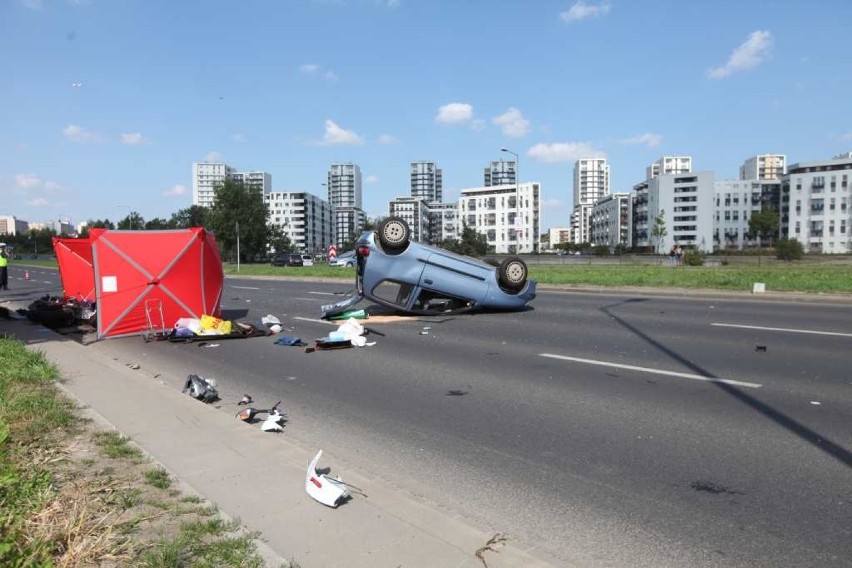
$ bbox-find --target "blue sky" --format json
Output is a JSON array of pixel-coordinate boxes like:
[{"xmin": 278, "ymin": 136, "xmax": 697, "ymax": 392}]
[{"xmin": 2, "ymin": 0, "xmax": 851, "ymax": 232}]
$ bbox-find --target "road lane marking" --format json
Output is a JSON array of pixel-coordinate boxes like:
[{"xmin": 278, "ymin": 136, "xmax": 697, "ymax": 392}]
[
  {"xmin": 539, "ymin": 353, "xmax": 762, "ymax": 389},
  {"xmin": 293, "ymin": 316, "xmax": 335, "ymax": 325},
  {"xmin": 230, "ymin": 286, "xmax": 260, "ymax": 290},
  {"xmin": 712, "ymin": 323, "xmax": 852, "ymax": 338}
]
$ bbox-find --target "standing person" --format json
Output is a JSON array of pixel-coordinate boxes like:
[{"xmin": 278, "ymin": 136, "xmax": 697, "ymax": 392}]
[{"xmin": 0, "ymin": 243, "xmax": 9, "ymax": 291}]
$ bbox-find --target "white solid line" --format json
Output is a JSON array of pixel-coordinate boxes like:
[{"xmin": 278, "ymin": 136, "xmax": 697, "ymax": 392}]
[
  {"xmin": 711, "ymin": 322, "xmax": 852, "ymax": 338},
  {"xmin": 539, "ymin": 353, "xmax": 762, "ymax": 389},
  {"xmin": 230, "ymin": 286, "xmax": 260, "ymax": 290}
]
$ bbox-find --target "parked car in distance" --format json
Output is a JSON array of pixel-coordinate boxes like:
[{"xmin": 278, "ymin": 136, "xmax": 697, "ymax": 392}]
[
  {"xmin": 271, "ymin": 253, "xmax": 304, "ymax": 267},
  {"xmin": 322, "ymin": 217, "xmax": 536, "ymax": 317},
  {"xmin": 301, "ymin": 254, "xmax": 314, "ymax": 267},
  {"xmin": 328, "ymin": 251, "xmax": 356, "ymax": 267}
]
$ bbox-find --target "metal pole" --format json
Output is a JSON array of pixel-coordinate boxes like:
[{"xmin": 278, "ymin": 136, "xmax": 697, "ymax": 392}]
[
  {"xmin": 501, "ymin": 148, "xmax": 520, "ymax": 253},
  {"xmin": 236, "ymin": 221, "xmax": 240, "ymax": 272}
]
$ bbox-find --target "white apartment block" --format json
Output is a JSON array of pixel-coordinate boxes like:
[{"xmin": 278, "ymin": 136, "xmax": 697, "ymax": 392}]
[
  {"xmin": 264, "ymin": 191, "xmax": 333, "ymax": 254},
  {"xmin": 740, "ymin": 154, "xmax": 786, "ymax": 181},
  {"xmin": 780, "ymin": 153, "xmax": 852, "ymax": 254},
  {"xmin": 193, "ymin": 162, "xmax": 235, "ymax": 208},
  {"xmin": 713, "ymin": 179, "xmax": 781, "ymax": 249},
  {"xmin": 570, "ymin": 204, "xmax": 592, "ymax": 244},
  {"xmin": 631, "ymin": 171, "xmax": 714, "ymax": 252},
  {"xmin": 327, "ymin": 163, "xmax": 365, "ymax": 247},
  {"xmin": 574, "ymin": 158, "xmax": 610, "ymax": 206},
  {"xmin": 0, "ymin": 215, "xmax": 30, "ymax": 235},
  {"xmin": 230, "ymin": 171, "xmax": 272, "ymax": 194},
  {"xmin": 388, "ymin": 197, "xmax": 431, "ymax": 243},
  {"xmin": 483, "ymin": 160, "xmax": 517, "ymax": 187},
  {"xmin": 646, "ymin": 156, "xmax": 693, "ymax": 180},
  {"xmin": 548, "ymin": 227, "xmax": 571, "ymax": 250},
  {"xmin": 410, "ymin": 161, "xmax": 442, "ymax": 202},
  {"xmin": 590, "ymin": 193, "xmax": 630, "ymax": 249},
  {"xmin": 427, "ymin": 200, "xmax": 459, "ymax": 244},
  {"xmin": 458, "ymin": 183, "xmax": 540, "ymax": 254}
]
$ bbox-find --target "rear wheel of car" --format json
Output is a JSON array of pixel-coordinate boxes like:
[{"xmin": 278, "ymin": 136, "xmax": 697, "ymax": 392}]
[
  {"xmin": 498, "ymin": 257, "xmax": 527, "ymax": 291},
  {"xmin": 377, "ymin": 217, "xmax": 410, "ymax": 251}
]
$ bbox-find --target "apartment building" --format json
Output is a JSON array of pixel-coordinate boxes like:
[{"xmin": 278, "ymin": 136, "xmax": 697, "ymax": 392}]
[
  {"xmin": 780, "ymin": 152, "xmax": 852, "ymax": 254},
  {"xmin": 264, "ymin": 191, "xmax": 333, "ymax": 254},
  {"xmin": 192, "ymin": 162, "xmax": 271, "ymax": 208},
  {"xmin": 574, "ymin": 158, "xmax": 610, "ymax": 206},
  {"xmin": 410, "ymin": 161, "xmax": 443, "ymax": 202},
  {"xmin": 427, "ymin": 201, "xmax": 459, "ymax": 244},
  {"xmin": 483, "ymin": 160, "xmax": 517, "ymax": 187},
  {"xmin": 630, "ymin": 171, "xmax": 714, "ymax": 252},
  {"xmin": 0, "ymin": 215, "xmax": 29, "ymax": 235},
  {"xmin": 327, "ymin": 163, "xmax": 365, "ymax": 247},
  {"xmin": 458, "ymin": 182, "xmax": 540, "ymax": 254},
  {"xmin": 590, "ymin": 193, "xmax": 630, "ymax": 249},
  {"xmin": 714, "ymin": 179, "xmax": 781, "ymax": 249},
  {"xmin": 548, "ymin": 227, "xmax": 571, "ymax": 250},
  {"xmin": 388, "ymin": 197, "xmax": 431, "ymax": 243},
  {"xmin": 570, "ymin": 204, "xmax": 592, "ymax": 244},
  {"xmin": 740, "ymin": 154, "xmax": 786, "ymax": 181},
  {"xmin": 646, "ymin": 156, "xmax": 693, "ymax": 180}
]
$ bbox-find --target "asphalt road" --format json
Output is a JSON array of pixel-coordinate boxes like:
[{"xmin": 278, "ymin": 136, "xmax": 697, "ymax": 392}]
[{"xmin": 5, "ymin": 265, "xmax": 851, "ymax": 567}]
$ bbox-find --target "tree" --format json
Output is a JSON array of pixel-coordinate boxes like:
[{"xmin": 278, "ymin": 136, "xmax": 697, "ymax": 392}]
[
  {"xmin": 748, "ymin": 204, "xmax": 779, "ymax": 248},
  {"xmin": 117, "ymin": 212, "xmax": 145, "ymax": 230},
  {"xmin": 268, "ymin": 225, "xmax": 293, "ymax": 254},
  {"xmin": 145, "ymin": 217, "xmax": 172, "ymax": 230},
  {"xmin": 651, "ymin": 209, "xmax": 667, "ymax": 254},
  {"xmin": 206, "ymin": 179, "xmax": 271, "ymax": 262},
  {"xmin": 170, "ymin": 205, "xmax": 208, "ymax": 229},
  {"xmin": 776, "ymin": 237, "xmax": 804, "ymax": 261},
  {"xmin": 441, "ymin": 223, "xmax": 488, "ymax": 256}
]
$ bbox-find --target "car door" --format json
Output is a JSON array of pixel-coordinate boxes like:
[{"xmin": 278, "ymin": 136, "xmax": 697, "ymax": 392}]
[{"xmin": 418, "ymin": 250, "xmax": 490, "ymax": 307}]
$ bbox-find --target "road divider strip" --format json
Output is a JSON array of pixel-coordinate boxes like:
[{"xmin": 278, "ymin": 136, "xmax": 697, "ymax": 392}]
[
  {"xmin": 539, "ymin": 353, "xmax": 762, "ymax": 389},
  {"xmin": 711, "ymin": 323, "xmax": 852, "ymax": 338}
]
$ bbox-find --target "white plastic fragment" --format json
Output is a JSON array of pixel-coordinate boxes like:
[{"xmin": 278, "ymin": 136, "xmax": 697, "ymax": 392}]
[
  {"xmin": 305, "ymin": 450, "xmax": 350, "ymax": 508},
  {"xmin": 810, "ymin": 401, "xmax": 822, "ymax": 406}
]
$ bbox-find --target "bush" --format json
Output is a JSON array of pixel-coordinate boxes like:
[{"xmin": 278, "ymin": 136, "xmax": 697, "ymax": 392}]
[
  {"xmin": 682, "ymin": 248, "xmax": 705, "ymax": 266},
  {"xmin": 776, "ymin": 237, "xmax": 804, "ymax": 261},
  {"xmin": 593, "ymin": 246, "xmax": 611, "ymax": 256}
]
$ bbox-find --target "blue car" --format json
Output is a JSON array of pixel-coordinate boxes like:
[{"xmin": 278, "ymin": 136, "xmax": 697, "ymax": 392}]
[{"xmin": 323, "ymin": 217, "xmax": 536, "ymax": 317}]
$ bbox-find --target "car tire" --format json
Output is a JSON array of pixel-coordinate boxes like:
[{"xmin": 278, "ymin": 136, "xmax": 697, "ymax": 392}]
[
  {"xmin": 377, "ymin": 217, "xmax": 410, "ymax": 252},
  {"xmin": 498, "ymin": 257, "xmax": 527, "ymax": 291}
]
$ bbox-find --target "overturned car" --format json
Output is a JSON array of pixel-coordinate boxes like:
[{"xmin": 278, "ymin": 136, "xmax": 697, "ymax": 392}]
[{"xmin": 324, "ymin": 217, "xmax": 536, "ymax": 317}]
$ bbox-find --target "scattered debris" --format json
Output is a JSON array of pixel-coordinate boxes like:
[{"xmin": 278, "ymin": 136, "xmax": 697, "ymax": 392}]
[
  {"xmin": 126, "ymin": 363, "xmax": 140, "ymax": 370},
  {"xmin": 328, "ymin": 308, "xmax": 368, "ymax": 320},
  {"xmin": 238, "ymin": 394, "xmax": 253, "ymax": 406},
  {"xmin": 755, "ymin": 345, "xmax": 767, "ymax": 352},
  {"xmin": 261, "ymin": 402, "xmax": 286, "ymax": 432},
  {"xmin": 810, "ymin": 401, "xmax": 822, "ymax": 406},
  {"xmin": 475, "ymin": 533, "xmax": 509, "ymax": 568},
  {"xmin": 274, "ymin": 335, "xmax": 307, "ymax": 347},
  {"xmin": 305, "ymin": 450, "xmax": 350, "ymax": 508},
  {"xmin": 689, "ymin": 480, "xmax": 743, "ymax": 495},
  {"xmin": 182, "ymin": 374, "xmax": 219, "ymax": 403}
]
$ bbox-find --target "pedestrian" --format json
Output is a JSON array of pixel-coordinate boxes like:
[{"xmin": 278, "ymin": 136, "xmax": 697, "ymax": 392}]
[
  {"xmin": 675, "ymin": 244, "xmax": 684, "ymax": 266},
  {"xmin": 668, "ymin": 244, "xmax": 677, "ymax": 266},
  {"xmin": 0, "ymin": 243, "xmax": 9, "ymax": 291}
]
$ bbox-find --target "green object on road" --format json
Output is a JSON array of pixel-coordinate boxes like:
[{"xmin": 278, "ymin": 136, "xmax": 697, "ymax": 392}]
[{"xmin": 328, "ymin": 309, "xmax": 367, "ymax": 320}]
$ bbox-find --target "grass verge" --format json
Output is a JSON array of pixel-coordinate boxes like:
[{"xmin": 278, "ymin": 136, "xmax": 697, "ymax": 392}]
[{"xmin": 0, "ymin": 335, "xmax": 287, "ymax": 567}]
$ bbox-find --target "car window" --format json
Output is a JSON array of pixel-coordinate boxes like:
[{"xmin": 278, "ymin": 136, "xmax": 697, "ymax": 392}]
[
  {"xmin": 372, "ymin": 280, "xmax": 415, "ymax": 308},
  {"xmin": 412, "ymin": 289, "xmax": 472, "ymax": 314}
]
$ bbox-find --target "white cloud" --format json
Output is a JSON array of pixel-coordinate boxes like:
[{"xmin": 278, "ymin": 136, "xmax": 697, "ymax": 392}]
[
  {"xmin": 300, "ymin": 63, "xmax": 339, "ymax": 81},
  {"xmin": 365, "ymin": 175, "xmax": 379, "ymax": 183},
  {"xmin": 43, "ymin": 181, "xmax": 61, "ymax": 191},
  {"xmin": 163, "ymin": 184, "xmax": 187, "ymax": 197},
  {"xmin": 619, "ymin": 133, "xmax": 662, "ymax": 147},
  {"xmin": 232, "ymin": 133, "xmax": 247, "ymax": 144},
  {"xmin": 377, "ymin": 134, "xmax": 398, "ymax": 145},
  {"xmin": 493, "ymin": 108, "xmax": 530, "ymax": 138},
  {"xmin": 121, "ymin": 132, "xmax": 145, "ymax": 145},
  {"xmin": 15, "ymin": 174, "xmax": 41, "ymax": 189},
  {"xmin": 560, "ymin": 1, "xmax": 610, "ymax": 22},
  {"xmin": 527, "ymin": 142, "xmax": 605, "ymax": 163},
  {"xmin": 435, "ymin": 102, "xmax": 474, "ymax": 124},
  {"xmin": 27, "ymin": 198, "xmax": 49, "ymax": 207},
  {"xmin": 24, "ymin": 0, "xmax": 43, "ymax": 10},
  {"xmin": 63, "ymin": 124, "xmax": 95, "ymax": 142},
  {"xmin": 319, "ymin": 120, "xmax": 364, "ymax": 146},
  {"xmin": 708, "ymin": 30, "xmax": 773, "ymax": 79},
  {"xmin": 204, "ymin": 151, "xmax": 223, "ymax": 162}
]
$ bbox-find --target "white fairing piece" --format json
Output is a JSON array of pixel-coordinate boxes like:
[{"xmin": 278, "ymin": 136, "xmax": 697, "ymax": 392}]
[
  {"xmin": 261, "ymin": 410, "xmax": 284, "ymax": 432},
  {"xmin": 305, "ymin": 450, "xmax": 349, "ymax": 508}
]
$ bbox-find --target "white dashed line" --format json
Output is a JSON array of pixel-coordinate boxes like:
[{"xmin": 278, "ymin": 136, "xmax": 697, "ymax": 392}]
[
  {"xmin": 230, "ymin": 286, "xmax": 260, "ymax": 290},
  {"xmin": 712, "ymin": 323, "xmax": 852, "ymax": 338},
  {"xmin": 539, "ymin": 353, "xmax": 762, "ymax": 389}
]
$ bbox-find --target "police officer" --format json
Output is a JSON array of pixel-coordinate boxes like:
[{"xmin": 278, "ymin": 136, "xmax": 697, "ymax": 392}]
[{"xmin": 0, "ymin": 243, "xmax": 9, "ymax": 291}]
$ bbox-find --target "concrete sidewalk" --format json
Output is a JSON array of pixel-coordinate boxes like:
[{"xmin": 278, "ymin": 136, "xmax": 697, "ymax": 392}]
[{"xmin": 0, "ymin": 314, "xmax": 560, "ymax": 568}]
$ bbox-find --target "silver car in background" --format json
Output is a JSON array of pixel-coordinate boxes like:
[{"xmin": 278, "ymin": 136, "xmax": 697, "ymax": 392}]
[{"xmin": 347, "ymin": 217, "xmax": 535, "ymax": 316}]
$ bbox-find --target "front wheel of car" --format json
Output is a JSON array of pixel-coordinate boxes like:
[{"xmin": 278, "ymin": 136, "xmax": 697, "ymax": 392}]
[
  {"xmin": 377, "ymin": 217, "xmax": 410, "ymax": 252},
  {"xmin": 498, "ymin": 257, "xmax": 528, "ymax": 291}
]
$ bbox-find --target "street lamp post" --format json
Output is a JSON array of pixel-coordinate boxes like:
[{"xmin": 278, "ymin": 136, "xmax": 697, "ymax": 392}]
[{"xmin": 500, "ymin": 147, "xmax": 520, "ymax": 253}]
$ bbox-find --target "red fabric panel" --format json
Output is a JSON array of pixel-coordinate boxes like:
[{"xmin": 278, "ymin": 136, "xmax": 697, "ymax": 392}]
[
  {"xmin": 52, "ymin": 237, "xmax": 95, "ymax": 301},
  {"xmin": 93, "ymin": 229, "xmax": 223, "ymax": 339}
]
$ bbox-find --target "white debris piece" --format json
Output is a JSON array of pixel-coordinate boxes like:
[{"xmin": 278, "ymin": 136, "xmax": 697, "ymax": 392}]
[{"xmin": 305, "ymin": 450, "xmax": 350, "ymax": 508}]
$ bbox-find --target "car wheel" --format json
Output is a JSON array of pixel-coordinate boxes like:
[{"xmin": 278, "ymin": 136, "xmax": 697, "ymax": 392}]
[
  {"xmin": 378, "ymin": 217, "xmax": 410, "ymax": 251},
  {"xmin": 498, "ymin": 257, "xmax": 527, "ymax": 291}
]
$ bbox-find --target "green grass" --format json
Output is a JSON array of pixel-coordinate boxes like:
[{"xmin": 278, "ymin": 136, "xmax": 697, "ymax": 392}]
[
  {"xmin": 223, "ymin": 259, "xmax": 852, "ymax": 294},
  {"xmin": 138, "ymin": 518, "xmax": 263, "ymax": 568},
  {"xmin": 93, "ymin": 430, "xmax": 144, "ymax": 461},
  {"xmin": 144, "ymin": 467, "xmax": 172, "ymax": 490}
]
